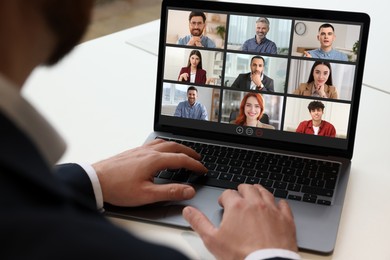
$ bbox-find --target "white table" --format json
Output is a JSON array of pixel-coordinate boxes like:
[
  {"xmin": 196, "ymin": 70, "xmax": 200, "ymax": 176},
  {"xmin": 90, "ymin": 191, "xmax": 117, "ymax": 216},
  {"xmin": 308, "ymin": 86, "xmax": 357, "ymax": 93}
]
[{"xmin": 24, "ymin": 20, "xmax": 390, "ymax": 260}]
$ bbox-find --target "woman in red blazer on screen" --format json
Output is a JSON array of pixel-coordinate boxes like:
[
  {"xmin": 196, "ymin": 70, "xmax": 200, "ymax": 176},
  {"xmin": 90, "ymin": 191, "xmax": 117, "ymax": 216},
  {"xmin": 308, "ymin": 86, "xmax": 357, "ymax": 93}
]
[{"xmin": 178, "ymin": 49, "xmax": 207, "ymax": 84}]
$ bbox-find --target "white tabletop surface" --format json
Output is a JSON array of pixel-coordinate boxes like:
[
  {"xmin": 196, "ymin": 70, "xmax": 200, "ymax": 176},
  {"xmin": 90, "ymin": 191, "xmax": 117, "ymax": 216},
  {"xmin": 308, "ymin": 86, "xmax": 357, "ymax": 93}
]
[{"xmin": 23, "ymin": 19, "xmax": 390, "ymax": 259}]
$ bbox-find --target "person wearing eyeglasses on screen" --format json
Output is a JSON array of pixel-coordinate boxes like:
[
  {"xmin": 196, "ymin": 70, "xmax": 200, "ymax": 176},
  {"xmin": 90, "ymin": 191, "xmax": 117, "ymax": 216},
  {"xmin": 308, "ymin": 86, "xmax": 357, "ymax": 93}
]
[{"xmin": 177, "ymin": 11, "xmax": 216, "ymax": 48}]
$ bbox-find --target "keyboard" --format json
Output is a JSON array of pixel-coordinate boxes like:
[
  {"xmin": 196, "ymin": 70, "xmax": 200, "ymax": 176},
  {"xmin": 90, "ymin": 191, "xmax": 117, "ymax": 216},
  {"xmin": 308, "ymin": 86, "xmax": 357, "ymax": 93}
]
[{"xmin": 155, "ymin": 137, "xmax": 340, "ymax": 206}]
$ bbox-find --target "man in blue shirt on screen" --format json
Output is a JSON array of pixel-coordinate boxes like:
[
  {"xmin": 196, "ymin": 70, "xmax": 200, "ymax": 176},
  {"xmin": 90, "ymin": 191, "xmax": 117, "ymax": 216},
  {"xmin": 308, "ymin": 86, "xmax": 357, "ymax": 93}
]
[
  {"xmin": 174, "ymin": 86, "xmax": 208, "ymax": 120},
  {"xmin": 241, "ymin": 17, "xmax": 277, "ymax": 54},
  {"xmin": 177, "ymin": 11, "xmax": 216, "ymax": 48},
  {"xmin": 304, "ymin": 23, "xmax": 348, "ymax": 61}
]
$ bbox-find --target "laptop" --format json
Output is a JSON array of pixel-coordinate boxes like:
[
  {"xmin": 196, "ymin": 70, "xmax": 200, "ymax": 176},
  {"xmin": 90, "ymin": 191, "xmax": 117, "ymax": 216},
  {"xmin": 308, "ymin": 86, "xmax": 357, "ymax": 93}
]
[{"xmin": 105, "ymin": 0, "xmax": 370, "ymax": 254}]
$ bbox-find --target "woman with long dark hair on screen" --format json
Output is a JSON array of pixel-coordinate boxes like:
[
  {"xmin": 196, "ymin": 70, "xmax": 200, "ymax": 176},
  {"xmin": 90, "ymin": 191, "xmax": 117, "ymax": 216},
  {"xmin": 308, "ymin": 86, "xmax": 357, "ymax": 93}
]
[
  {"xmin": 293, "ymin": 61, "xmax": 338, "ymax": 99},
  {"xmin": 233, "ymin": 92, "xmax": 275, "ymax": 129},
  {"xmin": 178, "ymin": 50, "xmax": 207, "ymax": 84}
]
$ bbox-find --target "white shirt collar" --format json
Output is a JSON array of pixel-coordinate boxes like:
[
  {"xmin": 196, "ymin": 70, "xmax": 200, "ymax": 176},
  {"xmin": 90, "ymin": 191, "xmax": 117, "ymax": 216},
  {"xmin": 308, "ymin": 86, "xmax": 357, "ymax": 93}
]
[{"xmin": 0, "ymin": 74, "xmax": 66, "ymax": 166}]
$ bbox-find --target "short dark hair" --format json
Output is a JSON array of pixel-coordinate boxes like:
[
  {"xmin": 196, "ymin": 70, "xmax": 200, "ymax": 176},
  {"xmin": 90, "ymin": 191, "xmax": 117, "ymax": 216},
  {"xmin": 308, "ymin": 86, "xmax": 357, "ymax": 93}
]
[
  {"xmin": 187, "ymin": 86, "xmax": 198, "ymax": 93},
  {"xmin": 189, "ymin": 11, "xmax": 206, "ymax": 23},
  {"xmin": 308, "ymin": 101, "xmax": 325, "ymax": 111},
  {"xmin": 251, "ymin": 55, "xmax": 265, "ymax": 66},
  {"xmin": 318, "ymin": 23, "xmax": 335, "ymax": 32}
]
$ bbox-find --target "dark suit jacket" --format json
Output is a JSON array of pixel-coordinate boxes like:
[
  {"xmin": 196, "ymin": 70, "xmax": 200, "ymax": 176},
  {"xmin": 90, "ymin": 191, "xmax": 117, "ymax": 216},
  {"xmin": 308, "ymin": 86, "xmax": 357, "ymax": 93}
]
[
  {"xmin": 178, "ymin": 67, "xmax": 207, "ymax": 84},
  {"xmin": 231, "ymin": 72, "xmax": 274, "ymax": 92},
  {"xmin": 0, "ymin": 111, "xmax": 294, "ymax": 259},
  {"xmin": 0, "ymin": 112, "xmax": 187, "ymax": 259}
]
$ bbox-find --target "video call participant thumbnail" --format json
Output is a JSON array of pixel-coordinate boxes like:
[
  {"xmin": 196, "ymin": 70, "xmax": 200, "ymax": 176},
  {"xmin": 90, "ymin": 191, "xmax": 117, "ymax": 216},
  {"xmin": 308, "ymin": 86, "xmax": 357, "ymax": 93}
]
[
  {"xmin": 303, "ymin": 23, "xmax": 348, "ymax": 61},
  {"xmin": 231, "ymin": 92, "xmax": 275, "ymax": 129},
  {"xmin": 231, "ymin": 55, "xmax": 274, "ymax": 92},
  {"xmin": 178, "ymin": 50, "xmax": 207, "ymax": 84},
  {"xmin": 241, "ymin": 17, "xmax": 277, "ymax": 54},
  {"xmin": 174, "ymin": 86, "xmax": 208, "ymax": 120},
  {"xmin": 296, "ymin": 100, "xmax": 336, "ymax": 137},
  {"xmin": 177, "ymin": 11, "xmax": 216, "ymax": 48},
  {"xmin": 293, "ymin": 61, "xmax": 338, "ymax": 99}
]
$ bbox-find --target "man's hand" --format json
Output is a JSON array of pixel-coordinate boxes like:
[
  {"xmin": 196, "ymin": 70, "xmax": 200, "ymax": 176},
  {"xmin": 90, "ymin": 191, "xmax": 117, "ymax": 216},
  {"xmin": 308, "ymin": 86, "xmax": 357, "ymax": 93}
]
[
  {"xmin": 187, "ymin": 36, "xmax": 203, "ymax": 47},
  {"xmin": 251, "ymin": 71, "xmax": 262, "ymax": 89},
  {"xmin": 93, "ymin": 139, "xmax": 207, "ymax": 207},
  {"xmin": 303, "ymin": 51, "xmax": 312, "ymax": 58},
  {"xmin": 183, "ymin": 184, "xmax": 298, "ymax": 259}
]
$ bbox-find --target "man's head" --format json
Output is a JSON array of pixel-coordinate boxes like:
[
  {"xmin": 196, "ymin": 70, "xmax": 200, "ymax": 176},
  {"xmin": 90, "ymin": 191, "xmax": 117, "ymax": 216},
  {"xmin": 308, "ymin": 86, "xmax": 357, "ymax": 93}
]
[
  {"xmin": 250, "ymin": 55, "xmax": 265, "ymax": 75},
  {"xmin": 308, "ymin": 101, "xmax": 325, "ymax": 122},
  {"xmin": 187, "ymin": 86, "xmax": 198, "ymax": 106},
  {"xmin": 317, "ymin": 23, "xmax": 336, "ymax": 51},
  {"xmin": 0, "ymin": 0, "xmax": 94, "ymax": 86},
  {"xmin": 255, "ymin": 17, "xmax": 270, "ymax": 41},
  {"xmin": 188, "ymin": 11, "xmax": 207, "ymax": 37},
  {"xmin": 42, "ymin": 0, "xmax": 94, "ymax": 65}
]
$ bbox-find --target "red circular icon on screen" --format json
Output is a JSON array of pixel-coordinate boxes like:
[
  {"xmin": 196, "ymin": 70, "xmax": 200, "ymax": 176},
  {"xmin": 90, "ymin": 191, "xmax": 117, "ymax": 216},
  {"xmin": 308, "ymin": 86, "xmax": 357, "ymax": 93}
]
[{"xmin": 255, "ymin": 129, "xmax": 263, "ymax": 137}]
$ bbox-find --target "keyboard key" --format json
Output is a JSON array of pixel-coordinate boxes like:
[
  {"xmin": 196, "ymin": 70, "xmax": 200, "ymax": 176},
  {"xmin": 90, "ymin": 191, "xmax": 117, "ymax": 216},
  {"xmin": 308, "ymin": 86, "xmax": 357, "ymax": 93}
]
[
  {"xmin": 287, "ymin": 183, "xmax": 301, "ymax": 192},
  {"xmin": 260, "ymin": 179, "xmax": 273, "ymax": 187},
  {"xmin": 242, "ymin": 169, "xmax": 256, "ymax": 176},
  {"xmin": 204, "ymin": 162, "xmax": 217, "ymax": 170},
  {"xmin": 269, "ymin": 165, "xmax": 282, "ymax": 173},
  {"xmin": 288, "ymin": 195, "xmax": 302, "ymax": 201},
  {"xmin": 216, "ymin": 157, "xmax": 230, "ymax": 165},
  {"xmin": 273, "ymin": 181, "xmax": 287, "ymax": 190},
  {"xmin": 206, "ymin": 171, "xmax": 219, "ymax": 178},
  {"xmin": 219, "ymin": 173, "xmax": 233, "ymax": 181},
  {"xmin": 229, "ymin": 166, "xmax": 243, "ymax": 175},
  {"xmin": 242, "ymin": 161, "xmax": 256, "ymax": 169},
  {"xmin": 274, "ymin": 189, "xmax": 288, "ymax": 198},
  {"xmin": 232, "ymin": 175, "xmax": 246, "ymax": 183},
  {"xmin": 317, "ymin": 199, "xmax": 331, "ymax": 205},
  {"xmin": 269, "ymin": 172, "xmax": 283, "ymax": 181},
  {"xmin": 216, "ymin": 165, "xmax": 229, "ymax": 172},
  {"xmin": 303, "ymin": 194, "xmax": 317, "ymax": 203},
  {"xmin": 229, "ymin": 160, "xmax": 243, "ymax": 167},
  {"xmin": 302, "ymin": 186, "xmax": 334, "ymax": 197},
  {"xmin": 246, "ymin": 177, "xmax": 260, "ymax": 184},
  {"xmin": 283, "ymin": 174, "xmax": 297, "ymax": 183},
  {"xmin": 256, "ymin": 171, "xmax": 269, "ymax": 178}
]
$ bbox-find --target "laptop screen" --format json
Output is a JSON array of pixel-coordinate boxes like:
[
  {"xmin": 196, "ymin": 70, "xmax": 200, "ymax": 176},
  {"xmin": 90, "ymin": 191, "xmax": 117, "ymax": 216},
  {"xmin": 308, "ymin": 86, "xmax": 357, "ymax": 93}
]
[{"xmin": 155, "ymin": 0, "xmax": 370, "ymax": 159}]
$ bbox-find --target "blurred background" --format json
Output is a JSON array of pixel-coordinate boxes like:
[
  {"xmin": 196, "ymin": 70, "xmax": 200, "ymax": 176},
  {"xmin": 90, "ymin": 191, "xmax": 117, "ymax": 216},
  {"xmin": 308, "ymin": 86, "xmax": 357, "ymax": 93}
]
[{"xmin": 83, "ymin": 0, "xmax": 162, "ymax": 42}]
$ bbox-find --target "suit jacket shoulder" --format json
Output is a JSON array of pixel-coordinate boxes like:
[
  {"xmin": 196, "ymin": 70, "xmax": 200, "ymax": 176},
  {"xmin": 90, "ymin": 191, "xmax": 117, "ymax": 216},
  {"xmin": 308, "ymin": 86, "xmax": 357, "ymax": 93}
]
[
  {"xmin": 231, "ymin": 73, "xmax": 251, "ymax": 89},
  {"xmin": 0, "ymin": 112, "xmax": 188, "ymax": 259}
]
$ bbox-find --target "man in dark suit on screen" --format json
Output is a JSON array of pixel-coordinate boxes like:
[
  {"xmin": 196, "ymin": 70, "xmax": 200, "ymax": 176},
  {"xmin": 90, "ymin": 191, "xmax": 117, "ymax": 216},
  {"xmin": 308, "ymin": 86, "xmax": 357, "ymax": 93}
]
[{"xmin": 231, "ymin": 55, "xmax": 275, "ymax": 92}]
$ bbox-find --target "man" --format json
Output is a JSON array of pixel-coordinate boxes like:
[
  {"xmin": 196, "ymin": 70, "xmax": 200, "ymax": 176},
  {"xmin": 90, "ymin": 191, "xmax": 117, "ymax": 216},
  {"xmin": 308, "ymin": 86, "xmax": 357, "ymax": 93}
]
[
  {"xmin": 174, "ymin": 86, "xmax": 208, "ymax": 120},
  {"xmin": 0, "ymin": 1, "xmax": 299, "ymax": 259},
  {"xmin": 304, "ymin": 23, "xmax": 348, "ymax": 61},
  {"xmin": 231, "ymin": 55, "xmax": 275, "ymax": 92},
  {"xmin": 241, "ymin": 17, "xmax": 277, "ymax": 54},
  {"xmin": 296, "ymin": 100, "xmax": 336, "ymax": 137},
  {"xmin": 177, "ymin": 11, "xmax": 216, "ymax": 48}
]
